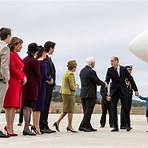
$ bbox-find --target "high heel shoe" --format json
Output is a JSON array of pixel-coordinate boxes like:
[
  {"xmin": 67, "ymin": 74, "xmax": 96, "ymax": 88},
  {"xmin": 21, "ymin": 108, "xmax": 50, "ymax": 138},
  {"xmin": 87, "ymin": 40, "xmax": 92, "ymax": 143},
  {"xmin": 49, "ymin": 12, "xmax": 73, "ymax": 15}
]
[
  {"xmin": 66, "ymin": 127, "xmax": 78, "ymax": 133},
  {"xmin": 53, "ymin": 122, "xmax": 60, "ymax": 132},
  {"xmin": 31, "ymin": 126, "xmax": 42, "ymax": 135},
  {"xmin": 4, "ymin": 126, "xmax": 18, "ymax": 137}
]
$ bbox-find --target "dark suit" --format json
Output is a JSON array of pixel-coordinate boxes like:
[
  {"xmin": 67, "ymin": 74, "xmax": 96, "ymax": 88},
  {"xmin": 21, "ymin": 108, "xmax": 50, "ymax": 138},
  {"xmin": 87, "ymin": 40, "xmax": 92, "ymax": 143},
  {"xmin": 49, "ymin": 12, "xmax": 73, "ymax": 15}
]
[
  {"xmin": 100, "ymin": 86, "xmax": 113, "ymax": 127},
  {"xmin": 105, "ymin": 66, "xmax": 138, "ymax": 128},
  {"xmin": 40, "ymin": 57, "xmax": 56, "ymax": 130},
  {"xmin": 79, "ymin": 65, "xmax": 105, "ymax": 129}
]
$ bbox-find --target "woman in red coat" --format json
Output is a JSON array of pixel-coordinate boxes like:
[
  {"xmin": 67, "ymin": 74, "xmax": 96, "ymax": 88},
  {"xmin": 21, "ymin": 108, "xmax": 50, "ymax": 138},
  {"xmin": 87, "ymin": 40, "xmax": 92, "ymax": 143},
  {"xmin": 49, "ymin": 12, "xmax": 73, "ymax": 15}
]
[{"xmin": 3, "ymin": 37, "xmax": 27, "ymax": 136}]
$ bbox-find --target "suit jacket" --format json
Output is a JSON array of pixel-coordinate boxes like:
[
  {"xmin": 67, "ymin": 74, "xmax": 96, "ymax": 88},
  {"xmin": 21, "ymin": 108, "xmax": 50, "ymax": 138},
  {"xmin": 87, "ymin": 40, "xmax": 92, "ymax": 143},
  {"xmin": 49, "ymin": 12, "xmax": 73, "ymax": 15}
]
[
  {"xmin": 0, "ymin": 41, "xmax": 10, "ymax": 82},
  {"xmin": 105, "ymin": 66, "xmax": 138, "ymax": 96},
  {"xmin": 45, "ymin": 56, "xmax": 56, "ymax": 88},
  {"xmin": 80, "ymin": 65, "xmax": 105, "ymax": 99},
  {"xmin": 60, "ymin": 71, "xmax": 76, "ymax": 96}
]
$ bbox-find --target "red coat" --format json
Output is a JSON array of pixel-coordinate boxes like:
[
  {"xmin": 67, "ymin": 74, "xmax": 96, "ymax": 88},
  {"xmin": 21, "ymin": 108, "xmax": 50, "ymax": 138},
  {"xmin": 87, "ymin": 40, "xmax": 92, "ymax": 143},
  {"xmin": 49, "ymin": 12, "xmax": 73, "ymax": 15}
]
[{"xmin": 3, "ymin": 51, "xmax": 25, "ymax": 109}]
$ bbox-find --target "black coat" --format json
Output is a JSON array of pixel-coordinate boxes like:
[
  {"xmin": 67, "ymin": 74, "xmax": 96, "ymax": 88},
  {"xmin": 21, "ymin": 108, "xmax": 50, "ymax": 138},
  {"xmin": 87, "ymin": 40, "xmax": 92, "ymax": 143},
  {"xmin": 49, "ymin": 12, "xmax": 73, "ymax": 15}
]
[
  {"xmin": 105, "ymin": 66, "xmax": 138, "ymax": 96},
  {"xmin": 80, "ymin": 65, "xmax": 105, "ymax": 99}
]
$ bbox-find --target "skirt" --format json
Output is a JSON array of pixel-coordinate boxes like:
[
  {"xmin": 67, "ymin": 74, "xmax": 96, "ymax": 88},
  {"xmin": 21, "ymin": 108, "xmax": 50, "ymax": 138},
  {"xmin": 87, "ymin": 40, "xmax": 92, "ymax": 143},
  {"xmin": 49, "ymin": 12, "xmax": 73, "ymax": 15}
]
[
  {"xmin": 62, "ymin": 94, "xmax": 75, "ymax": 113},
  {"xmin": 23, "ymin": 99, "xmax": 36, "ymax": 108}
]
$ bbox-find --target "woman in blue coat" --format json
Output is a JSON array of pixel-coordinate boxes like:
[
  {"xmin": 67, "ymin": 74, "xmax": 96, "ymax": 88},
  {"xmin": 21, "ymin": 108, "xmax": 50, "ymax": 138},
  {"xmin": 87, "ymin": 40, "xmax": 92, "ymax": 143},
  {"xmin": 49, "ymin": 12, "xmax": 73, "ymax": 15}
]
[{"xmin": 32, "ymin": 46, "xmax": 54, "ymax": 134}]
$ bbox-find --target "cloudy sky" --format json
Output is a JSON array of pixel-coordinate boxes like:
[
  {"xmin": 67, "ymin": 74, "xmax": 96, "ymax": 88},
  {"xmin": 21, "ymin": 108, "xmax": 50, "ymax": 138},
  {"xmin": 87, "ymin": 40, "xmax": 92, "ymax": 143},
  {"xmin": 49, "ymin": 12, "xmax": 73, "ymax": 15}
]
[{"xmin": 1, "ymin": 0, "xmax": 148, "ymax": 96}]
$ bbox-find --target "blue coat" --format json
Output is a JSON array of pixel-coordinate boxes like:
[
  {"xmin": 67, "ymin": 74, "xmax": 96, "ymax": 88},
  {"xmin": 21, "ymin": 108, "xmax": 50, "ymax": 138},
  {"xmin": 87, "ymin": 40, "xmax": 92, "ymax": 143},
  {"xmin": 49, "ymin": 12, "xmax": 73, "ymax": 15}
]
[{"xmin": 138, "ymin": 96, "xmax": 148, "ymax": 110}]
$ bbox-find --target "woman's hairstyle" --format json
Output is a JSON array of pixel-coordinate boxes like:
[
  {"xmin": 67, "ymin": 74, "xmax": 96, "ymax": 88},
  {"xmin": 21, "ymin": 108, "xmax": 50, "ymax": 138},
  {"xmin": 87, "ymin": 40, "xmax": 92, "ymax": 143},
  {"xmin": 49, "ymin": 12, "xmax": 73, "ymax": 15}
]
[
  {"xmin": 27, "ymin": 42, "xmax": 39, "ymax": 56},
  {"xmin": 44, "ymin": 41, "xmax": 55, "ymax": 53},
  {"xmin": 36, "ymin": 45, "xmax": 46, "ymax": 59},
  {"xmin": 0, "ymin": 27, "xmax": 11, "ymax": 40},
  {"xmin": 8, "ymin": 37, "xmax": 23, "ymax": 51}
]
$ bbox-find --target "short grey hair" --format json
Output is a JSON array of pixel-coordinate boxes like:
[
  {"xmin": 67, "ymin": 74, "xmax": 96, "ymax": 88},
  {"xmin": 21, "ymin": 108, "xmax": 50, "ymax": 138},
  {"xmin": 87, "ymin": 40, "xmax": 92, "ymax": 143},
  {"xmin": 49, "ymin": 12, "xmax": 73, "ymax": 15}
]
[{"xmin": 86, "ymin": 57, "xmax": 96, "ymax": 66}]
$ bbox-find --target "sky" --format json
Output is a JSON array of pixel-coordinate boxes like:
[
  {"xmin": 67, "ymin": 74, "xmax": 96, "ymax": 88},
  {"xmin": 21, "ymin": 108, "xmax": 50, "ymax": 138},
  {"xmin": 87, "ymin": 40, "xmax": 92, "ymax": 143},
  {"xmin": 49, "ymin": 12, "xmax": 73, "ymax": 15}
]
[{"xmin": 1, "ymin": 0, "xmax": 148, "ymax": 96}]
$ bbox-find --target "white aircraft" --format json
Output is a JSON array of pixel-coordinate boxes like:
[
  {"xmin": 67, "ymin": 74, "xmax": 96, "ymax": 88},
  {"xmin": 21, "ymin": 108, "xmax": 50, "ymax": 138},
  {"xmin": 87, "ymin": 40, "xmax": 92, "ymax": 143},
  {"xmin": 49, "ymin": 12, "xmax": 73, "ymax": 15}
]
[{"xmin": 128, "ymin": 30, "xmax": 148, "ymax": 63}]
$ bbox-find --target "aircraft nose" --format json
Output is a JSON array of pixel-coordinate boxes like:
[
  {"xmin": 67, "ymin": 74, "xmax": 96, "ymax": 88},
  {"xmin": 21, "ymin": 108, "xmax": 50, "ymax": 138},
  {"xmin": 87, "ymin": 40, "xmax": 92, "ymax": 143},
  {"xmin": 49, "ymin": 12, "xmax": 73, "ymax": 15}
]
[{"xmin": 128, "ymin": 30, "xmax": 148, "ymax": 63}]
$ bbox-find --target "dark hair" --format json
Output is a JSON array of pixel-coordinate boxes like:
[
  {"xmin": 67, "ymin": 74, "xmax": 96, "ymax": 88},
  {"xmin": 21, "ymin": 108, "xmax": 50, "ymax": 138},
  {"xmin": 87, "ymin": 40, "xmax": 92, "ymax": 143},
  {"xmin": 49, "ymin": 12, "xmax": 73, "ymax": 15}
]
[
  {"xmin": 8, "ymin": 37, "xmax": 23, "ymax": 51},
  {"xmin": 36, "ymin": 46, "xmax": 46, "ymax": 59},
  {"xmin": 44, "ymin": 41, "xmax": 55, "ymax": 53},
  {"xmin": 114, "ymin": 57, "xmax": 119, "ymax": 62},
  {"xmin": 27, "ymin": 43, "xmax": 39, "ymax": 56},
  {"xmin": 0, "ymin": 27, "xmax": 11, "ymax": 40}
]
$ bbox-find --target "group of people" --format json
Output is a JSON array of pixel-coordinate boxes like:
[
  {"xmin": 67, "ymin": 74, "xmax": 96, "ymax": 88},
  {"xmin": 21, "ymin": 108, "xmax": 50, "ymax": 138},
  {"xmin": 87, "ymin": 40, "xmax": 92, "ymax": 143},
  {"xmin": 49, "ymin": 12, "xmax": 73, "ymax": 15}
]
[
  {"xmin": 0, "ymin": 27, "xmax": 57, "ymax": 137},
  {"xmin": 0, "ymin": 27, "xmax": 147, "ymax": 138}
]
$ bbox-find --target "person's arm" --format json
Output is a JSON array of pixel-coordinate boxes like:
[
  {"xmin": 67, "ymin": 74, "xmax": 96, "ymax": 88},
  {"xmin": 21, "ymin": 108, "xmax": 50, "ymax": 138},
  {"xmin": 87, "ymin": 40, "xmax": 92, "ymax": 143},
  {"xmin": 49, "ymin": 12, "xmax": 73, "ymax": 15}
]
[
  {"xmin": 10, "ymin": 52, "xmax": 25, "ymax": 81},
  {"xmin": 68, "ymin": 73, "xmax": 76, "ymax": 91},
  {"xmin": 125, "ymin": 69, "xmax": 138, "ymax": 92},
  {"xmin": 138, "ymin": 96, "xmax": 148, "ymax": 101},
  {"xmin": 1, "ymin": 46, "xmax": 10, "ymax": 82},
  {"xmin": 88, "ymin": 70, "xmax": 105, "ymax": 87},
  {"xmin": 42, "ymin": 63, "xmax": 52, "ymax": 82},
  {"xmin": 105, "ymin": 68, "xmax": 111, "ymax": 85}
]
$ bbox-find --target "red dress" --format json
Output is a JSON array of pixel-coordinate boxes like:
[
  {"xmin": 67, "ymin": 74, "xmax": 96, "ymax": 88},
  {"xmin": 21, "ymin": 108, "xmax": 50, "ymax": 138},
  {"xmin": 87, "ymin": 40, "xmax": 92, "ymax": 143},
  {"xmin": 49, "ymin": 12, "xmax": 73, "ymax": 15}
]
[{"xmin": 3, "ymin": 51, "xmax": 25, "ymax": 109}]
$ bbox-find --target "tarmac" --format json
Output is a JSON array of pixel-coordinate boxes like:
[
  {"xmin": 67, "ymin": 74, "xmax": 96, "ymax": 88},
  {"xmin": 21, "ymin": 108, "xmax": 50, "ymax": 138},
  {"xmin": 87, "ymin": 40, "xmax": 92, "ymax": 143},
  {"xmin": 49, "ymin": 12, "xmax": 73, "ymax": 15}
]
[{"xmin": 0, "ymin": 114, "xmax": 148, "ymax": 148}]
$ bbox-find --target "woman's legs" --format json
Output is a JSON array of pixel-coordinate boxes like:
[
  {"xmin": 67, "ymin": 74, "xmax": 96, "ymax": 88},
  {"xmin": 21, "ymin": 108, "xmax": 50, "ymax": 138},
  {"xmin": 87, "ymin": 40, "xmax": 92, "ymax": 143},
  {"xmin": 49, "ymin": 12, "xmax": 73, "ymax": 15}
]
[
  {"xmin": 33, "ymin": 111, "xmax": 41, "ymax": 134},
  {"xmin": 5, "ymin": 108, "xmax": 15, "ymax": 133},
  {"xmin": 67, "ymin": 113, "xmax": 73, "ymax": 129},
  {"xmin": 56, "ymin": 112, "xmax": 67, "ymax": 125},
  {"xmin": 23, "ymin": 106, "xmax": 32, "ymax": 130}
]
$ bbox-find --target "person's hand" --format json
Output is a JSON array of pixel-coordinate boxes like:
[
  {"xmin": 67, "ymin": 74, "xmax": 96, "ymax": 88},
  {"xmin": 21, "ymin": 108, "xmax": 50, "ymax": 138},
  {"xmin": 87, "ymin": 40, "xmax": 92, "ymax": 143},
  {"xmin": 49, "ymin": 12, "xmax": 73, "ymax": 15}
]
[
  {"xmin": 135, "ymin": 91, "xmax": 139, "ymax": 96},
  {"xmin": 47, "ymin": 78, "xmax": 54, "ymax": 85},
  {"xmin": 76, "ymin": 83, "xmax": 79, "ymax": 89},
  {"xmin": 22, "ymin": 77, "xmax": 27, "ymax": 85},
  {"xmin": 106, "ymin": 96, "xmax": 112, "ymax": 101}
]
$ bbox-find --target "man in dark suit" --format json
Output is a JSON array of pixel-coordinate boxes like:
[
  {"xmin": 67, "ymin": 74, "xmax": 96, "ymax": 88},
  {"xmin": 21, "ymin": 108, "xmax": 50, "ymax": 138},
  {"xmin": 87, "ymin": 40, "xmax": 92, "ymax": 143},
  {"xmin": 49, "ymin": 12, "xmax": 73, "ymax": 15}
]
[
  {"xmin": 120, "ymin": 65, "xmax": 134, "ymax": 129},
  {"xmin": 40, "ymin": 41, "xmax": 56, "ymax": 134},
  {"xmin": 100, "ymin": 85, "xmax": 113, "ymax": 128},
  {"xmin": 105, "ymin": 57, "xmax": 139, "ymax": 132},
  {"xmin": 79, "ymin": 57, "xmax": 105, "ymax": 132}
]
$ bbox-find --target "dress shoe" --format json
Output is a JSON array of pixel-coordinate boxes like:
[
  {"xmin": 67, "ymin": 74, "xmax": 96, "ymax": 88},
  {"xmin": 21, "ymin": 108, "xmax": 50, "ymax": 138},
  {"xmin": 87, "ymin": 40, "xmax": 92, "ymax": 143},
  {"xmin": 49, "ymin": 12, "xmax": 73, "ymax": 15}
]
[
  {"xmin": 0, "ymin": 130, "xmax": 9, "ymax": 138},
  {"xmin": 66, "ymin": 127, "xmax": 78, "ymax": 133},
  {"xmin": 111, "ymin": 128, "xmax": 119, "ymax": 132},
  {"xmin": 4, "ymin": 126, "xmax": 18, "ymax": 137},
  {"xmin": 78, "ymin": 127, "xmax": 92, "ymax": 132},
  {"xmin": 41, "ymin": 128, "xmax": 56, "ymax": 134},
  {"xmin": 53, "ymin": 122, "xmax": 60, "ymax": 132},
  {"xmin": 126, "ymin": 127, "xmax": 132, "ymax": 132},
  {"xmin": 23, "ymin": 129, "xmax": 36, "ymax": 136},
  {"xmin": 89, "ymin": 128, "xmax": 97, "ymax": 132}
]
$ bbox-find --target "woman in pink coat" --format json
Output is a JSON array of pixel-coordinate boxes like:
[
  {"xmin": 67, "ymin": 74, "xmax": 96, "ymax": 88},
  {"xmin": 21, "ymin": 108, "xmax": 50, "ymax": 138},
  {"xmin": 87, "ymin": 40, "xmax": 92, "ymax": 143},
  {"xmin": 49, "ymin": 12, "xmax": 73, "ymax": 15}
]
[{"xmin": 3, "ymin": 37, "xmax": 27, "ymax": 137}]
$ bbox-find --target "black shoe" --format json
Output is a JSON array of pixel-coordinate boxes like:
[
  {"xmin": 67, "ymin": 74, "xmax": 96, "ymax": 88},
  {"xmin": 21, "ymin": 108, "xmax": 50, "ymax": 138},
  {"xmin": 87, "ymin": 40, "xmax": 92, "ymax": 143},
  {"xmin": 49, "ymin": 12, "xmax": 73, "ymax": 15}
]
[
  {"xmin": 66, "ymin": 127, "xmax": 78, "ymax": 133},
  {"xmin": 23, "ymin": 129, "xmax": 36, "ymax": 136},
  {"xmin": 78, "ymin": 127, "xmax": 92, "ymax": 132},
  {"xmin": 126, "ymin": 127, "xmax": 132, "ymax": 132},
  {"xmin": 89, "ymin": 128, "xmax": 97, "ymax": 132},
  {"xmin": 120, "ymin": 126, "xmax": 126, "ymax": 129},
  {"xmin": 41, "ymin": 128, "xmax": 56, "ymax": 134},
  {"xmin": 111, "ymin": 128, "xmax": 119, "ymax": 132},
  {"xmin": 0, "ymin": 130, "xmax": 9, "ymax": 138},
  {"xmin": 53, "ymin": 122, "xmax": 60, "ymax": 132}
]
